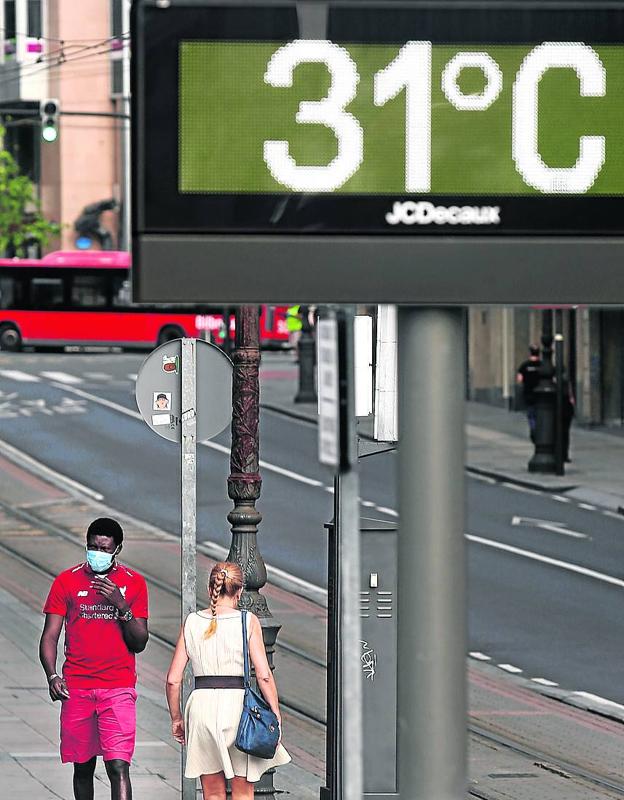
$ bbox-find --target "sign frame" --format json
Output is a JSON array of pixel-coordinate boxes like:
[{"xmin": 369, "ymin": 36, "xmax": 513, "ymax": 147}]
[{"xmin": 132, "ymin": 0, "xmax": 624, "ymax": 304}]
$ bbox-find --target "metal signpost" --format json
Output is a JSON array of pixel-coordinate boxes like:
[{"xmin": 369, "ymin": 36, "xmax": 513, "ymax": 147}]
[
  {"xmin": 135, "ymin": 338, "xmax": 232, "ymax": 800},
  {"xmin": 317, "ymin": 308, "xmax": 362, "ymax": 800},
  {"xmin": 132, "ymin": 2, "xmax": 624, "ymax": 798}
]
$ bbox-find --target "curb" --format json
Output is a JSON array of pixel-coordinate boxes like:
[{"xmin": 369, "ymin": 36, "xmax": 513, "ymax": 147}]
[
  {"xmin": 471, "ymin": 658, "xmax": 624, "ymax": 727},
  {"xmin": 261, "ymin": 401, "xmax": 582, "ymax": 495},
  {"xmin": 465, "ymin": 465, "xmax": 578, "ymax": 494}
]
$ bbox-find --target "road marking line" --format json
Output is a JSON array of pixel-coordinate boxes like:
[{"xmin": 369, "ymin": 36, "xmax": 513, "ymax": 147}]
[
  {"xmin": 51, "ymin": 383, "xmax": 141, "ymax": 419},
  {"xmin": 127, "ymin": 373, "xmax": 138, "ymax": 381},
  {"xmin": 0, "ymin": 435, "xmax": 103, "ymax": 501},
  {"xmin": 470, "ymin": 474, "xmax": 496, "ymax": 485},
  {"xmin": 41, "ymin": 371, "xmax": 83, "ymax": 384},
  {"xmin": 83, "ymin": 372, "xmax": 113, "ymax": 381},
  {"xmin": 498, "ymin": 664, "xmax": 523, "ymax": 673},
  {"xmin": 361, "ymin": 500, "xmax": 375, "ymax": 507},
  {"xmin": 552, "ymin": 495, "xmax": 571, "ymax": 503},
  {"xmin": 511, "ymin": 516, "xmax": 587, "ymax": 539},
  {"xmin": 201, "ymin": 439, "xmax": 326, "ymax": 488},
  {"xmin": 469, "ymin": 652, "xmax": 491, "ymax": 661},
  {"xmin": 0, "ymin": 370, "xmax": 40, "ymax": 382},
  {"xmin": 467, "ymin": 533, "xmax": 624, "ymax": 589},
  {"xmin": 376, "ymin": 506, "xmax": 398, "ymax": 517},
  {"xmin": 572, "ymin": 692, "xmax": 624, "ymax": 714},
  {"xmin": 531, "ymin": 678, "xmax": 559, "ymax": 687},
  {"xmin": 502, "ymin": 482, "xmax": 530, "ymax": 493},
  {"xmin": 603, "ymin": 510, "xmax": 624, "ymax": 521},
  {"xmin": 578, "ymin": 503, "xmax": 597, "ymax": 511}
]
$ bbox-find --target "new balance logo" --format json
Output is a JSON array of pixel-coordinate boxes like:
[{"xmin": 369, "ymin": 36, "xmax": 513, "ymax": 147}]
[
  {"xmin": 385, "ymin": 201, "xmax": 500, "ymax": 226},
  {"xmin": 77, "ymin": 590, "xmax": 88, "ymax": 597}
]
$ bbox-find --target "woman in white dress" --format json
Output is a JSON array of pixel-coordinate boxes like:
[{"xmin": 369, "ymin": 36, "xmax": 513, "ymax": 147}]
[{"xmin": 166, "ymin": 561, "xmax": 291, "ymax": 800}]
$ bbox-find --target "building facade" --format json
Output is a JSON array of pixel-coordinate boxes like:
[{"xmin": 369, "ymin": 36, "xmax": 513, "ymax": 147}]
[
  {"xmin": 468, "ymin": 307, "xmax": 624, "ymax": 429},
  {"xmin": 0, "ymin": 0, "xmax": 126, "ymax": 250}
]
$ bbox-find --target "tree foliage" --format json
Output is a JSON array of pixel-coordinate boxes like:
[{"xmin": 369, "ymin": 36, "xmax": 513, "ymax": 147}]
[{"xmin": 0, "ymin": 127, "xmax": 60, "ymax": 255}]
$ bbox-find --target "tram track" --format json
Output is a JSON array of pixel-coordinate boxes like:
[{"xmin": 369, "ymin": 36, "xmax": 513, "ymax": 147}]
[
  {"xmin": 0, "ymin": 499, "xmax": 327, "ymax": 726},
  {"xmin": 469, "ymin": 724, "xmax": 624, "ymax": 798},
  {"xmin": 4, "ymin": 500, "xmax": 624, "ymax": 793}
]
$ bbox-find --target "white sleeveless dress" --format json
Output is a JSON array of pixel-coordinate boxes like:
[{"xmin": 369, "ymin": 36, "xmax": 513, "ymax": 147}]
[{"xmin": 183, "ymin": 610, "xmax": 291, "ymax": 781}]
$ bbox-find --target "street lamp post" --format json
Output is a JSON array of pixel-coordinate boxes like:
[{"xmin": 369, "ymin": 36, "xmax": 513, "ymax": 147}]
[
  {"xmin": 528, "ymin": 313, "xmax": 557, "ymax": 474},
  {"xmin": 226, "ymin": 305, "xmax": 280, "ymax": 800},
  {"xmin": 295, "ymin": 305, "xmax": 318, "ymax": 404}
]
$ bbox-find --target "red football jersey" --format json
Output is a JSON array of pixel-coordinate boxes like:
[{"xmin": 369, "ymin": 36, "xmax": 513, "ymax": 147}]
[{"xmin": 43, "ymin": 562, "xmax": 149, "ymax": 688}]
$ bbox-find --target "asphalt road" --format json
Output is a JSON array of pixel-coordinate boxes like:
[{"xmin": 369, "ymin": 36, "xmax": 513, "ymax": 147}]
[{"xmin": 0, "ymin": 351, "xmax": 623, "ymax": 706}]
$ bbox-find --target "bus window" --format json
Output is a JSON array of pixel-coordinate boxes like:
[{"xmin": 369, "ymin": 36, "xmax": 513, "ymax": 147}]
[
  {"xmin": 0, "ymin": 276, "xmax": 25, "ymax": 309},
  {"xmin": 112, "ymin": 277, "xmax": 132, "ymax": 306},
  {"xmin": 31, "ymin": 277, "xmax": 64, "ymax": 309},
  {"xmin": 71, "ymin": 274, "xmax": 109, "ymax": 308}
]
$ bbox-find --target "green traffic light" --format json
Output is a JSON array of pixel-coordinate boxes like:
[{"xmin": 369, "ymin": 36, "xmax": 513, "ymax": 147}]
[{"xmin": 42, "ymin": 123, "xmax": 58, "ymax": 143}]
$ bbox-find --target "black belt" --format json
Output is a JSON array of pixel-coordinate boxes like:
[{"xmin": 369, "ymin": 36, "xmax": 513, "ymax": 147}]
[{"xmin": 194, "ymin": 676, "xmax": 245, "ymax": 689}]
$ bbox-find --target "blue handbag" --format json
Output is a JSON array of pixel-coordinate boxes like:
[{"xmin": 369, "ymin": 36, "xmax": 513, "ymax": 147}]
[{"xmin": 235, "ymin": 610, "xmax": 280, "ymax": 759}]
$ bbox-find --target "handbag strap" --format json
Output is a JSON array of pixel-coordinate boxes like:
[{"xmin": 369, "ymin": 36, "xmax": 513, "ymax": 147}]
[{"xmin": 241, "ymin": 610, "xmax": 251, "ymax": 688}]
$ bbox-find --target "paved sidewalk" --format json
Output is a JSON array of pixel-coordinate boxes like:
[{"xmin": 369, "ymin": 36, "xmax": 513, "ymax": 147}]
[{"xmin": 260, "ymin": 354, "xmax": 624, "ymax": 512}]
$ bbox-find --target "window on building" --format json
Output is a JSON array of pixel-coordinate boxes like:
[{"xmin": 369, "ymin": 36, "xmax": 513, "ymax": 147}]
[
  {"xmin": 4, "ymin": 1, "xmax": 16, "ymax": 39},
  {"xmin": 27, "ymin": 0, "xmax": 42, "ymax": 38}
]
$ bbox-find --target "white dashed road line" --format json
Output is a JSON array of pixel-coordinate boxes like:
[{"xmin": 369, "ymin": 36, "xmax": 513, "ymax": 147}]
[
  {"xmin": 467, "ymin": 533, "xmax": 624, "ymax": 589},
  {"xmin": 0, "ymin": 370, "xmax": 40, "ymax": 382},
  {"xmin": 498, "ymin": 663, "xmax": 523, "ymax": 674},
  {"xmin": 531, "ymin": 678, "xmax": 559, "ymax": 687},
  {"xmin": 469, "ymin": 652, "xmax": 491, "ymax": 661},
  {"xmin": 40, "ymin": 371, "xmax": 83, "ymax": 384}
]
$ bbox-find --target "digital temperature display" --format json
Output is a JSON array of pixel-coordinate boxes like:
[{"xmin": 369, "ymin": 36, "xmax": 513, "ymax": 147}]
[
  {"xmin": 179, "ymin": 41, "xmax": 624, "ymax": 199},
  {"xmin": 133, "ymin": 1, "xmax": 624, "ymax": 304}
]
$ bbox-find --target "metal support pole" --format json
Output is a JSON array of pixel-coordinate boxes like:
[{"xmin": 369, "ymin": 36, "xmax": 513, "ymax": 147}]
[
  {"xmin": 397, "ymin": 307, "xmax": 467, "ymax": 800},
  {"xmin": 121, "ymin": 0, "xmax": 131, "ymax": 250},
  {"xmin": 227, "ymin": 306, "xmax": 280, "ymax": 799},
  {"xmin": 554, "ymin": 334, "xmax": 565, "ymax": 476},
  {"xmin": 295, "ymin": 305, "xmax": 318, "ymax": 404},
  {"xmin": 528, "ymin": 334, "xmax": 556, "ymax": 474},
  {"xmin": 337, "ymin": 307, "xmax": 362, "ymax": 800},
  {"xmin": 181, "ymin": 338, "xmax": 197, "ymax": 800}
]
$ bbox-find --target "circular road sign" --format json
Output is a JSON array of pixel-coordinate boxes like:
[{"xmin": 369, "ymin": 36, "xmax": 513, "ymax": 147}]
[{"xmin": 135, "ymin": 338, "xmax": 232, "ymax": 443}]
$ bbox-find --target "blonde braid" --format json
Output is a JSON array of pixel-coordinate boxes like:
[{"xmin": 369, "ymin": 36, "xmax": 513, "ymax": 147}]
[{"xmin": 204, "ymin": 569, "xmax": 227, "ymax": 639}]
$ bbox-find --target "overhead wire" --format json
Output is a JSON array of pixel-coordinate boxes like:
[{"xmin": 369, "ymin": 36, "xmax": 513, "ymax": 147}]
[
  {"xmin": 0, "ymin": 26, "xmax": 129, "ymax": 44},
  {"xmin": 0, "ymin": 33, "xmax": 129, "ymax": 92}
]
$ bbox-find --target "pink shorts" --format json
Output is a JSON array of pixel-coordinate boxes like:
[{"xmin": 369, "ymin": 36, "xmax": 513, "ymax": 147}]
[{"xmin": 60, "ymin": 687, "xmax": 137, "ymax": 764}]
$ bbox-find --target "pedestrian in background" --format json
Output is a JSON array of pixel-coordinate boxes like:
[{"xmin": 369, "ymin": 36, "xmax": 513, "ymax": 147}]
[
  {"xmin": 561, "ymin": 374, "xmax": 575, "ymax": 462},
  {"xmin": 516, "ymin": 345, "xmax": 542, "ymax": 442},
  {"xmin": 165, "ymin": 561, "xmax": 290, "ymax": 800},
  {"xmin": 39, "ymin": 517, "xmax": 149, "ymax": 800},
  {"xmin": 286, "ymin": 304, "xmax": 303, "ymax": 354}
]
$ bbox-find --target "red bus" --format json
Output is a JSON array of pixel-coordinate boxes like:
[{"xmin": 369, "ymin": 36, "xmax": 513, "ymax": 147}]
[{"xmin": 0, "ymin": 251, "xmax": 289, "ymax": 351}]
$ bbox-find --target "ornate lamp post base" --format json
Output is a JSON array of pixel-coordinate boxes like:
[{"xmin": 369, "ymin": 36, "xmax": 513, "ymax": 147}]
[{"xmin": 226, "ymin": 306, "xmax": 281, "ymax": 800}]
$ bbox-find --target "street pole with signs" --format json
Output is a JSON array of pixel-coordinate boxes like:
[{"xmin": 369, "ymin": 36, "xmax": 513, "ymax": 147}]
[
  {"xmin": 318, "ymin": 307, "xmax": 362, "ymax": 800},
  {"xmin": 398, "ymin": 308, "xmax": 467, "ymax": 799},
  {"xmin": 135, "ymin": 338, "xmax": 232, "ymax": 800}
]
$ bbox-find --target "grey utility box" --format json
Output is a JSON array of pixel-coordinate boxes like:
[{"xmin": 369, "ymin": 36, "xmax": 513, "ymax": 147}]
[
  {"xmin": 360, "ymin": 521, "xmax": 399, "ymax": 798},
  {"xmin": 321, "ymin": 518, "xmax": 398, "ymax": 800}
]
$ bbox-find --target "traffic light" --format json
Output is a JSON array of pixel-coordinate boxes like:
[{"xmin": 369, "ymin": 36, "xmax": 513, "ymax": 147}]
[{"xmin": 40, "ymin": 99, "xmax": 60, "ymax": 143}]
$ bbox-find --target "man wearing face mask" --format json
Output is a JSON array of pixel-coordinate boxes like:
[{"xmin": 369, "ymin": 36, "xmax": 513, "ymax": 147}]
[{"xmin": 39, "ymin": 517, "xmax": 149, "ymax": 800}]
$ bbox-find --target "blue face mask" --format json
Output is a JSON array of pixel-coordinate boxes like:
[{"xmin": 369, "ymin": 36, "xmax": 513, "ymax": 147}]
[{"xmin": 86, "ymin": 547, "xmax": 118, "ymax": 573}]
